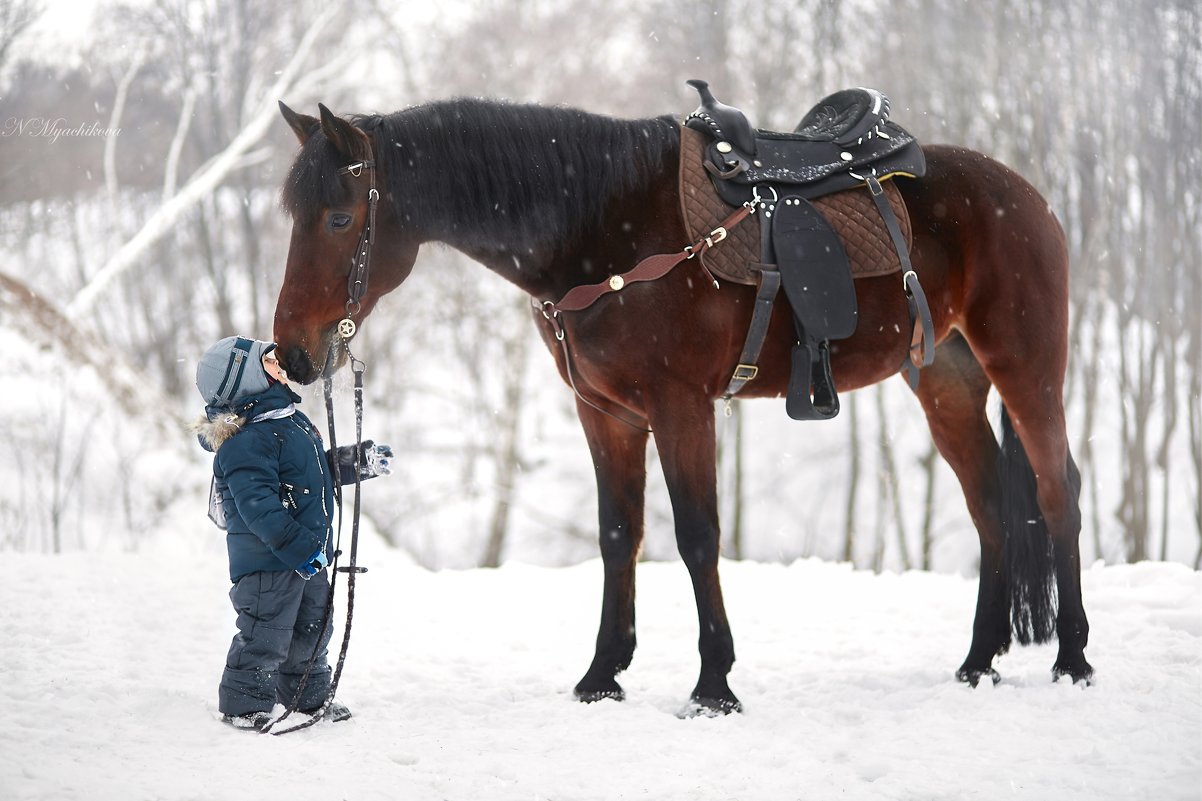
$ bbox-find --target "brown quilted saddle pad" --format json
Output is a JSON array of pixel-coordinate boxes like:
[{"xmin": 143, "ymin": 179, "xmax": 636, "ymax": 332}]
[{"xmin": 678, "ymin": 125, "xmax": 913, "ymax": 286}]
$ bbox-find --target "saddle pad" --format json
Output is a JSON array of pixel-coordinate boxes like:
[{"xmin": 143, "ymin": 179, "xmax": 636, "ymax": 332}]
[{"xmin": 678, "ymin": 125, "xmax": 912, "ymax": 286}]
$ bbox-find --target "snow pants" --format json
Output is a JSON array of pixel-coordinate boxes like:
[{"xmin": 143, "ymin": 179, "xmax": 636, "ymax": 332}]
[{"xmin": 219, "ymin": 569, "xmax": 333, "ymax": 716}]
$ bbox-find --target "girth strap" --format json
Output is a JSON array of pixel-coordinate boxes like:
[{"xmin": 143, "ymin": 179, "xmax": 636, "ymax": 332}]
[{"xmin": 722, "ymin": 266, "xmax": 781, "ymax": 399}]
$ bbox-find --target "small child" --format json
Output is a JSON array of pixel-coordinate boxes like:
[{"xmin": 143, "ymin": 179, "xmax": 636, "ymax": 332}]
[{"xmin": 193, "ymin": 336, "xmax": 391, "ymax": 730}]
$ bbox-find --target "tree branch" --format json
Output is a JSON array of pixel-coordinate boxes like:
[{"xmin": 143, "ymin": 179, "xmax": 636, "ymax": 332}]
[
  {"xmin": 104, "ymin": 49, "xmax": 145, "ymax": 205},
  {"xmin": 161, "ymin": 86, "xmax": 197, "ymax": 201},
  {"xmin": 67, "ymin": 0, "xmax": 346, "ymax": 318}
]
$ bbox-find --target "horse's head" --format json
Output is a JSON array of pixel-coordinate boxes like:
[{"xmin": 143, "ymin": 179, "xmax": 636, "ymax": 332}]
[{"xmin": 273, "ymin": 102, "xmax": 419, "ymax": 384}]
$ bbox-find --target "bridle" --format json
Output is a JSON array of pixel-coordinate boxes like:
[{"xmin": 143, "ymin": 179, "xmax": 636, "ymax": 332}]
[
  {"xmin": 334, "ymin": 138, "xmax": 379, "ymax": 341},
  {"xmin": 263, "ymin": 144, "xmax": 377, "ymax": 736}
]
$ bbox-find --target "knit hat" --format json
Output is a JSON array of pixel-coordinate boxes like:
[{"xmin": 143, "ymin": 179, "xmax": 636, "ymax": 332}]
[{"xmin": 196, "ymin": 336, "xmax": 278, "ymax": 407}]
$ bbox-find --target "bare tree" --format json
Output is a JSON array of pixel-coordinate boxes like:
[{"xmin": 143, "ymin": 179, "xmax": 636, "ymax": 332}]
[
  {"xmin": 0, "ymin": 0, "xmax": 40, "ymax": 77},
  {"xmin": 842, "ymin": 392, "xmax": 861, "ymax": 563},
  {"xmin": 481, "ymin": 307, "xmax": 534, "ymax": 568},
  {"xmin": 67, "ymin": 1, "xmax": 349, "ymax": 318},
  {"xmin": 917, "ymin": 442, "xmax": 938, "ymax": 570}
]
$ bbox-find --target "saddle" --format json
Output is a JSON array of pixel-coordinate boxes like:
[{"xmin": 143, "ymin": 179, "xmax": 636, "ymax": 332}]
[{"xmin": 683, "ymin": 80, "xmax": 931, "ymax": 420}]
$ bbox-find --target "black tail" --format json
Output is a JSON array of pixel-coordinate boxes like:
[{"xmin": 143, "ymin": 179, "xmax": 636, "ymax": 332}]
[{"xmin": 998, "ymin": 406, "xmax": 1057, "ymax": 645}]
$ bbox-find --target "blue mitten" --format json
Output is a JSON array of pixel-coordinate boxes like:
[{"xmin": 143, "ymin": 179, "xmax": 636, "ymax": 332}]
[{"xmin": 295, "ymin": 549, "xmax": 328, "ymax": 580}]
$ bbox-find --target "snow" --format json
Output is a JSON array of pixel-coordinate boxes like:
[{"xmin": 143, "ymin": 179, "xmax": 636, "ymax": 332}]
[
  {"xmin": 1, "ymin": 253, "xmax": 1200, "ymax": 800},
  {"xmin": 3, "ymin": 539, "xmax": 1199, "ymax": 801}
]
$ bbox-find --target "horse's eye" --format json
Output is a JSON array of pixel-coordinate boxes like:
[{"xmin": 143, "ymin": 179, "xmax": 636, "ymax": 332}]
[{"xmin": 328, "ymin": 212, "xmax": 353, "ymax": 231}]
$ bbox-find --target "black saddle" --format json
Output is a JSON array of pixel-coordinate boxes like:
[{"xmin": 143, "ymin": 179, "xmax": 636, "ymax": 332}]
[
  {"xmin": 687, "ymin": 80, "xmax": 930, "ymax": 420},
  {"xmin": 685, "ymin": 80, "xmax": 926, "ymax": 206}
]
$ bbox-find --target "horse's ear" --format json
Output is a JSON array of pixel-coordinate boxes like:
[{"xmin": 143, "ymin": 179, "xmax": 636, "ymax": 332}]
[
  {"xmin": 318, "ymin": 103, "xmax": 367, "ymax": 160},
  {"xmin": 279, "ymin": 101, "xmax": 318, "ymax": 145}
]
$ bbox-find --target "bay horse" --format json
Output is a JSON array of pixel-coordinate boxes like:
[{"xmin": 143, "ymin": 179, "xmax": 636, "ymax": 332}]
[{"xmin": 272, "ymin": 92, "xmax": 1092, "ymax": 712}]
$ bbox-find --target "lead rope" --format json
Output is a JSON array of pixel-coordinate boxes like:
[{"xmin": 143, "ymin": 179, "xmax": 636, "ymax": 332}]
[
  {"xmin": 263, "ymin": 344, "xmax": 368, "ymax": 736},
  {"xmin": 265, "ymin": 147, "xmax": 377, "ymax": 734}
]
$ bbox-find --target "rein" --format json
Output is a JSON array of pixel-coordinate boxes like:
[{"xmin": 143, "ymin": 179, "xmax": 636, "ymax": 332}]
[
  {"xmin": 261, "ymin": 345, "xmax": 368, "ymax": 736},
  {"xmin": 263, "ymin": 150, "xmax": 377, "ymax": 736}
]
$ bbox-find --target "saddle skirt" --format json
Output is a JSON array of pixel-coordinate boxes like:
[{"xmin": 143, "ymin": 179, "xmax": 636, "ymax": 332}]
[{"xmin": 678, "ymin": 125, "xmax": 913, "ymax": 286}]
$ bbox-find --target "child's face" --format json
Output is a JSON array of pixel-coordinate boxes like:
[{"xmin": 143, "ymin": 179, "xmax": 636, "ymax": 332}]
[{"xmin": 262, "ymin": 354, "xmax": 288, "ymax": 385}]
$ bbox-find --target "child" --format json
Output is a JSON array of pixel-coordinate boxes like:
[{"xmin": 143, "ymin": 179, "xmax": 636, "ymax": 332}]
[{"xmin": 193, "ymin": 336, "xmax": 391, "ymax": 730}]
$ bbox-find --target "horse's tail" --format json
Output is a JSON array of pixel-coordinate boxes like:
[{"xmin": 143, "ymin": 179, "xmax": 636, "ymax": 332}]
[{"xmin": 998, "ymin": 405, "xmax": 1058, "ymax": 645}]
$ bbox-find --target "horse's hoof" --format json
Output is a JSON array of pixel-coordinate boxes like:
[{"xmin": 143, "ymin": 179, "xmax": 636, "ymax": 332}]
[
  {"xmin": 1052, "ymin": 660, "xmax": 1094, "ymax": 686},
  {"xmin": 678, "ymin": 695, "xmax": 743, "ymax": 718},
  {"xmin": 574, "ymin": 679, "xmax": 625, "ymax": 703},
  {"xmin": 956, "ymin": 667, "xmax": 1001, "ymax": 687}
]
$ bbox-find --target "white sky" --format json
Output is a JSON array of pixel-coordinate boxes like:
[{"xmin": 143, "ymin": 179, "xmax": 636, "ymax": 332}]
[{"xmin": 21, "ymin": 0, "xmax": 99, "ymax": 51}]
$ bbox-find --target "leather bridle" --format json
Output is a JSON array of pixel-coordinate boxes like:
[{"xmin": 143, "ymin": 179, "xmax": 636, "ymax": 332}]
[
  {"xmin": 335, "ymin": 138, "xmax": 379, "ymax": 340},
  {"xmin": 265, "ymin": 143, "xmax": 377, "ymax": 736}
]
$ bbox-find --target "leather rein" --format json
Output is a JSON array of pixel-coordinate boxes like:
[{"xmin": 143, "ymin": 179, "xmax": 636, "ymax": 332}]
[{"xmin": 265, "ymin": 147, "xmax": 377, "ymax": 735}]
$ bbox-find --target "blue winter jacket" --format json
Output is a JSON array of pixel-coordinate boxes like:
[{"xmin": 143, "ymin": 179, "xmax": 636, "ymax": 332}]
[{"xmin": 196, "ymin": 382, "xmax": 336, "ymax": 582}]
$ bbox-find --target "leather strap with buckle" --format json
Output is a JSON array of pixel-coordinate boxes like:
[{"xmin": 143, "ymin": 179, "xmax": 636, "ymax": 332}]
[{"xmin": 541, "ymin": 203, "xmax": 753, "ymax": 316}]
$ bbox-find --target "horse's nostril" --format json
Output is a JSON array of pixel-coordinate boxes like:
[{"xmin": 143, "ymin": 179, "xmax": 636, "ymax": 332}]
[{"xmin": 282, "ymin": 346, "xmax": 313, "ymax": 382}]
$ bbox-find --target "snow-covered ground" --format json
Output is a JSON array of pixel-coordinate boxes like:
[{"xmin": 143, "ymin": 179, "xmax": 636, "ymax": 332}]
[{"xmin": 3, "ymin": 540, "xmax": 1198, "ymax": 801}]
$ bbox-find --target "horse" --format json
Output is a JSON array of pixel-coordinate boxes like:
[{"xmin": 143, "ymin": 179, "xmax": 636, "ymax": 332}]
[{"xmin": 272, "ymin": 90, "xmax": 1092, "ymax": 713}]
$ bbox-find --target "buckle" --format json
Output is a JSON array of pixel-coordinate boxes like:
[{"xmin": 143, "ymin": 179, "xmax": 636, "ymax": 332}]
[
  {"xmin": 751, "ymin": 185, "xmax": 779, "ymax": 207},
  {"xmin": 732, "ymin": 363, "xmax": 758, "ymax": 381},
  {"xmin": 338, "ymin": 160, "xmax": 376, "ymax": 177}
]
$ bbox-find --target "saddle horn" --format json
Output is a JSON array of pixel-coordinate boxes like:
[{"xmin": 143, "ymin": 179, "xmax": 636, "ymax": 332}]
[{"xmin": 685, "ymin": 79, "xmax": 757, "ymax": 156}]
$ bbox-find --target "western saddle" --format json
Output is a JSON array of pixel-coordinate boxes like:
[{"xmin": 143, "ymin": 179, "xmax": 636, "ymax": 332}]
[{"xmin": 684, "ymin": 80, "xmax": 932, "ymax": 420}]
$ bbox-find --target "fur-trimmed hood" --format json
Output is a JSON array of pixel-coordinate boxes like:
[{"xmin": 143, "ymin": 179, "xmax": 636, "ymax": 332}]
[
  {"xmin": 191, "ymin": 412, "xmax": 247, "ymax": 452},
  {"xmin": 191, "ymin": 382, "xmax": 302, "ymax": 453}
]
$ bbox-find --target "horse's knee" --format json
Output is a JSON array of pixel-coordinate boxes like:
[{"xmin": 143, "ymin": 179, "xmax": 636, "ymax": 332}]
[
  {"xmin": 677, "ymin": 532, "xmax": 719, "ymax": 571},
  {"xmin": 599, "ymin": 524, "xmax": 638, "ymax": 562}
]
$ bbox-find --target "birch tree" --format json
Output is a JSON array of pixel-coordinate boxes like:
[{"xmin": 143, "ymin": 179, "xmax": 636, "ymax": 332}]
[{"xmin": 67, "ymin": 0, "xmax": 350, "ymax": 319}]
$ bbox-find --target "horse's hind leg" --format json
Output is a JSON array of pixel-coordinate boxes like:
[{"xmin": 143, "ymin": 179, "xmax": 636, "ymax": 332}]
[
  {"xmin": 911, "ymin": 332, "xmax": 1011, "ymax": 683},
  {"xmin": 977, "ymin": 352, "xmax": 1092, "ymax": 683},
  {"xmin": 956, "ymin": 206, "xmax": 1092, "ymax": 683},
  {"xmin": 573, "ymin": 402, "xmax": 650, "ymax": 702}
]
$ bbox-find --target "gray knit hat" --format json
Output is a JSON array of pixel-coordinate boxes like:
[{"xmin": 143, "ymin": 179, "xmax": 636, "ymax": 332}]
[{"xmin": 196, "ymin": 336, "xmax": 278, "ymax": 407}]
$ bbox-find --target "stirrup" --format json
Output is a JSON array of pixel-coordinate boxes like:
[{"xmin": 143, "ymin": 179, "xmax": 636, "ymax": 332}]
[{"xmin": 786, "ymin": 340, "xmax": 840, "ymax": 420}]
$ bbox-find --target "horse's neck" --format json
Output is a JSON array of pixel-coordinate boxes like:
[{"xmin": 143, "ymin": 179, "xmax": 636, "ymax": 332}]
[
  {"xmin": 453, "ymin": 195, "xmax": 676, "ymax": 303},
  {"xmin": 389, "ymin": 106, "xmax": 680, "ymax": 301},
  {"xmin": 441, "ymin": 166, "xmax": 684, "ymax": 304},
  {"xmin": 444, "ymin": 241, "xmax": 552, "ymax": 297}
]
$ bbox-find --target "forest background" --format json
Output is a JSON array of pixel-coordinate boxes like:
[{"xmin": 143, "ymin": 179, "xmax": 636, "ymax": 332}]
[{"xmin": 0, "ymin": 0, "xmax": 1198, "ymax": 575}]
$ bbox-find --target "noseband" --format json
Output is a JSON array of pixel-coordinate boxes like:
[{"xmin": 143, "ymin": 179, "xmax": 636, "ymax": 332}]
[{"xmin": 336, "ymin": 141, "xmax": 379, "ymax": 340}]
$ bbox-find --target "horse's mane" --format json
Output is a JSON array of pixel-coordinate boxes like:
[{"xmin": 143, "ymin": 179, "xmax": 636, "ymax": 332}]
[{"xmin": 283, "ymin": 98, "xmax": 680, "ymax": 251}]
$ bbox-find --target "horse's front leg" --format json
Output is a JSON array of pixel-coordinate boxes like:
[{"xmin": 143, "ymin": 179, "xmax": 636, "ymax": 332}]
[
  {"xmin": 573, "ymin": 400, "xmax": 650, "ymax": 702},
  {"xmin": 649, "ymin": 390, "xmax": 740, "ymax": 713}
]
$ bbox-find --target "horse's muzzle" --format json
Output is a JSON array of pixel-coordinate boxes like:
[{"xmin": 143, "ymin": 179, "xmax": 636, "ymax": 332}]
[{"xmin": 280, "ymin": 344, "xmax": 319, "ymax": 385}]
